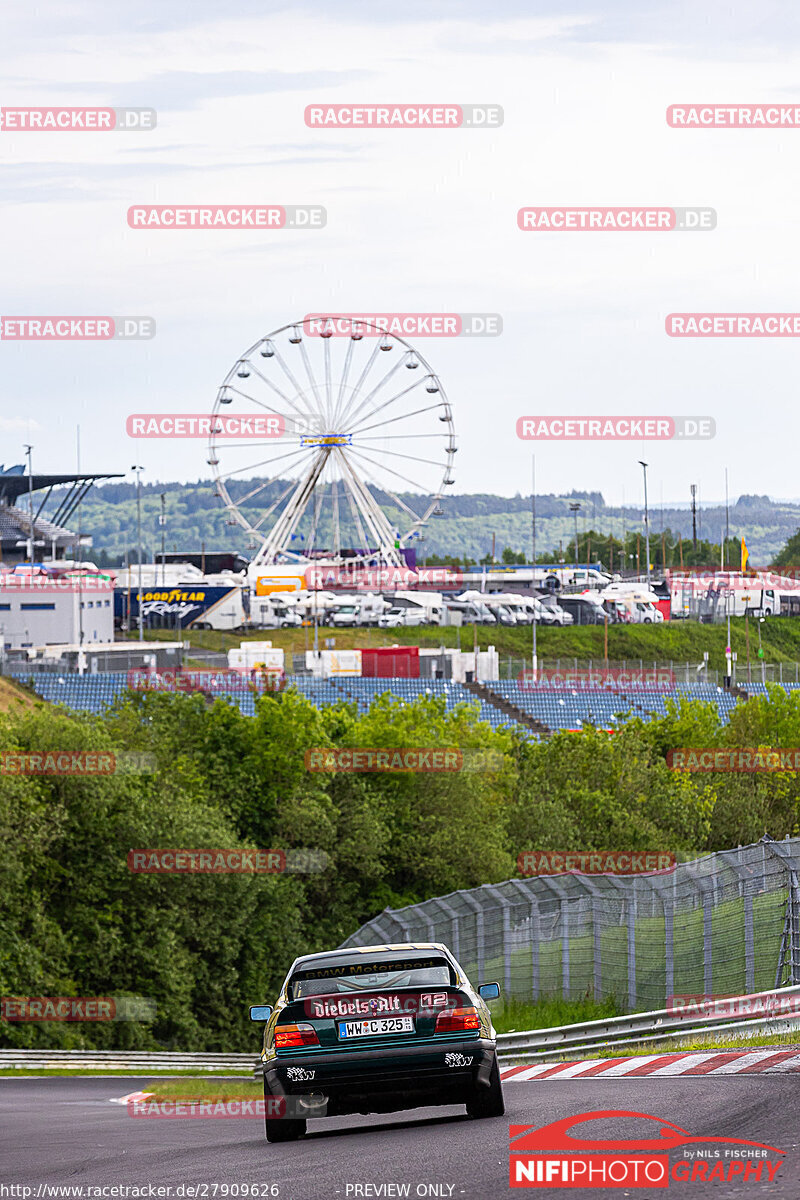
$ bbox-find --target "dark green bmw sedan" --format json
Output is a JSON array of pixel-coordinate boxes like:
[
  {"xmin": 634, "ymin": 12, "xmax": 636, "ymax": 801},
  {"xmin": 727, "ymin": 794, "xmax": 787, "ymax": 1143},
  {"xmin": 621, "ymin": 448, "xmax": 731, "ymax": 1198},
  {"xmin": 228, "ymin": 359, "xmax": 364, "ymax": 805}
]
[{"xmin": 250, "ymin": 941, "xmax": 504, "ymax": 1142}]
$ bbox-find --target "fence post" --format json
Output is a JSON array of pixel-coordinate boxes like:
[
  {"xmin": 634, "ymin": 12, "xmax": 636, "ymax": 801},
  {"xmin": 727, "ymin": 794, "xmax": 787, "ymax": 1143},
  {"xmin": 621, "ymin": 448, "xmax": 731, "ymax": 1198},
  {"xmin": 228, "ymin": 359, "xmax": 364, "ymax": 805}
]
[
  {"xmin": 744, "ymin": 889, "xmax": 755, "ymax": 993},
  {"xmin": 459, "ymin": 891, "xmax": 485, "ymax": 986},
  {"xmin": 760, "ymin": 837, "xmax": 800, "ymax": 987},
  {"xmin": 576, "ymin": 877, "xmax": 604, "ymax": 1001},
  {"xmin": 664, "ymin": 896, "xmax": 674, "ymax": 1003},
  {"xmin": 646, "ymin": 870, "xmax": 675, "ymax": 1006},
  {"xmin": 484, "ymin": 886, "xmax": 514, "ymax": 998},
  {"xmin": 727, "ymin": 850, "xmax": 756, "ymax": 995},
  {"xmin": 508, "ymin": 879, "xmax": 541, "ymax": 1001},
  {"xmin": 431, "ymin": 896, "xmax": 461, "ymax": 963},
  {"xmin": 703, "ymin": 888, "xmax": 713, "ymax": 996},
  {"xmin": 562, "ymin": 897, "xmax": 570, "ymax": 999},
  {"xmin": 628, "ymin": 879, "xmax": 637, "ymax": 1010}
]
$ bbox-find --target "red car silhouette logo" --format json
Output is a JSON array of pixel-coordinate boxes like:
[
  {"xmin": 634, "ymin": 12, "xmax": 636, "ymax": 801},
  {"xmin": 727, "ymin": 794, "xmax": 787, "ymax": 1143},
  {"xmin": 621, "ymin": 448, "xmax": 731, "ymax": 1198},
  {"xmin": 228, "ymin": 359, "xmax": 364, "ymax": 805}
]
[{"xmin": 510, "ymin": 1110, "xmax": 783, "ymax": 1155}]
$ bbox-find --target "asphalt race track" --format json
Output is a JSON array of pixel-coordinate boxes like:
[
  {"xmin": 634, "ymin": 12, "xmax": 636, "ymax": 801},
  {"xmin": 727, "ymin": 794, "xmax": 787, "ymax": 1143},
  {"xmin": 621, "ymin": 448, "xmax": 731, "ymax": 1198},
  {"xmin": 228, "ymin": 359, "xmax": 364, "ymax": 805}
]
[{"xmin": 1, "ymin": 1076, "xmax": 798, "ymax": 1199}]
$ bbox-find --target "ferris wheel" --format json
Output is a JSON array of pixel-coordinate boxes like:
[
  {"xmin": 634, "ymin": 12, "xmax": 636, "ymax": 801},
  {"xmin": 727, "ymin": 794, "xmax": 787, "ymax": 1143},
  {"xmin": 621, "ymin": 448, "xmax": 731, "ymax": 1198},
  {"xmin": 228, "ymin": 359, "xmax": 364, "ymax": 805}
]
[{"xmin": 207, "ymin": 317, "xmax": 456, "ymax": 567}]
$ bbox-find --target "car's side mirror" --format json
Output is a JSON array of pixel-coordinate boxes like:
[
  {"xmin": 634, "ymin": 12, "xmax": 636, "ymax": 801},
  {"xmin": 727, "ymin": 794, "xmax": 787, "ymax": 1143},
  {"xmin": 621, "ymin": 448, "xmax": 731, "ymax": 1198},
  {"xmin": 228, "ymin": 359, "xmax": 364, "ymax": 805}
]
[
  {"xmin": 250, "ymin": 1004, "xmax": 273, "ymax": 1021},
  {"xmin": 478, "ymin": 983, "xmax": 500, "ymax": 1001}
]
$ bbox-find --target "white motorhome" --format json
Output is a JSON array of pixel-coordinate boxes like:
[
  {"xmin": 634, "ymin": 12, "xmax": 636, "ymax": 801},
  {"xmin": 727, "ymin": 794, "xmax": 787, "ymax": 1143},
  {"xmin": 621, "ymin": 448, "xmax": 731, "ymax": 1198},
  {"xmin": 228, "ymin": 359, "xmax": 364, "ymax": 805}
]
[
  {"xmin": 489, "ymin": 593, "xmax": 537, "ymax": 624},
  {"xmin": 601, "ymin": 583, "xmax": 664, "ymax": 624},
  {"xmin": 533, "ymin": 566, "xmax": 614, "ymax": 591},
  {"xmin": 452, "ymin": 591, "xmax": 500, "ymax": 625},
  {"xmin": 669, "ymin": 574, "xmax": 778, "ymax": 621},
  {"xmin": 329, "ymin": 593, "xmax": 387, "ymax": 627},
  {"xmin": 388, "ymin": 591, "xmax": 443, "ymax": 624}
]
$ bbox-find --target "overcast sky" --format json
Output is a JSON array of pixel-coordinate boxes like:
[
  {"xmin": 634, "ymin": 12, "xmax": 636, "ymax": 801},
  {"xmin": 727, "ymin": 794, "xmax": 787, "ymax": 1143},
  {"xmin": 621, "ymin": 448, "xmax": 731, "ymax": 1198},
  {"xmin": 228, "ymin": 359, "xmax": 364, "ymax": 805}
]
[{"xmin": 2, "ymin": 0, "xmax": 799, "ymax": 510}]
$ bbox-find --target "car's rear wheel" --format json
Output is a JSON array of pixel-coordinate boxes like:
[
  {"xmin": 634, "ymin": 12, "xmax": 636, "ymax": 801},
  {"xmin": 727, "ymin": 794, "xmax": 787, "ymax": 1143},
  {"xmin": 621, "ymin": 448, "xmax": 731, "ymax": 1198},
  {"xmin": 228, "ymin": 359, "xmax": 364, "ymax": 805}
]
[
  {"xmin": 263, "ymin": 1080, "xmax": 306, "ymax": 1142},
  {"xmin": 466, "ymin": 1054, "xmax": 505, "ymax": 1119},
  {"xmin": 265, "ymin": 1115, "xmax": 306, "ymax": 1142}
]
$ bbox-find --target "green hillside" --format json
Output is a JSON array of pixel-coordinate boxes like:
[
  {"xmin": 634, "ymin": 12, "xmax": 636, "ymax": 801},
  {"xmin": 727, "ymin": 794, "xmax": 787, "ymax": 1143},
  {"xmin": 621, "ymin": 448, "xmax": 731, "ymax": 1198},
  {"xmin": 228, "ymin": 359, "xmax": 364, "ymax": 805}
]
[{"xmin": 53, "ymin": 479, "xmax": 799, "ymax": 568}]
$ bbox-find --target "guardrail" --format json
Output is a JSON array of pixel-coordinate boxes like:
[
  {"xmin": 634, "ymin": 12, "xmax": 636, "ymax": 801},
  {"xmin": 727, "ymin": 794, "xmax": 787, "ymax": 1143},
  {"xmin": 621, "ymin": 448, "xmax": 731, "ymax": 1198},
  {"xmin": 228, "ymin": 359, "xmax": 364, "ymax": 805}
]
[
  {"xmin": 4, "ymin": 986, "xmax": 800, "ymax": 1071},
  {"xmin": 495, "ymin": 984, "xmax": 800, "ymax": 1062},
  {"xmin": 0, "ymin": 1050, "xmax": 257, "ymax": 1073}
]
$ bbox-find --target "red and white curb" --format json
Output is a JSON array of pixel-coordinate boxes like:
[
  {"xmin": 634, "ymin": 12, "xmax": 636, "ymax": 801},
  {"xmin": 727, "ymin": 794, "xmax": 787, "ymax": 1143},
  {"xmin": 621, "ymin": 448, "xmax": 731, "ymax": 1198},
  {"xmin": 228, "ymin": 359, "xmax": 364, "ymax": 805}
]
[
  {"xmin": 501, "ymin": 1050, "xmax": 800, "ymax": 1079},
  {"xmin": 110, "ymin": 1090, "xmax": 154, "ymax": 1104}
]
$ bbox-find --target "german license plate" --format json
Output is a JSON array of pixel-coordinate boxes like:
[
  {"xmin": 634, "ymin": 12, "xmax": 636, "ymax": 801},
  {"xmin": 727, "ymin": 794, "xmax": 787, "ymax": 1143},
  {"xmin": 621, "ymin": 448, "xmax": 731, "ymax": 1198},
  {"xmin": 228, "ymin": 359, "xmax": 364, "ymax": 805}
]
[{"xmin": 338, "ymin": 1016, "xmax": 414, "ymax": 1039}]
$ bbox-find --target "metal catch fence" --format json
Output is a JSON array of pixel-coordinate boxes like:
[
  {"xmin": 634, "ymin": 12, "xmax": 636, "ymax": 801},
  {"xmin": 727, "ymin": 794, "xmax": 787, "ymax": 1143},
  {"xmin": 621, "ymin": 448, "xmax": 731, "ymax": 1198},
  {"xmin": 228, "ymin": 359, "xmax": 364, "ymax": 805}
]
[{"xmin": 340, "ymin": 836, "xmax": 800, "ymax": 1012}]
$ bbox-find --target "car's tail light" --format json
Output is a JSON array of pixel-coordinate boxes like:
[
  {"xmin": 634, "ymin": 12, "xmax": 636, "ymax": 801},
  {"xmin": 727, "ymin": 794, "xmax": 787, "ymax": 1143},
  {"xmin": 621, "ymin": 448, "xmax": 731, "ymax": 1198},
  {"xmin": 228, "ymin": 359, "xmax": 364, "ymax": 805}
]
[
  {"xmin": 275, "ymin": 1023, "xmax": 319, "ymax": 1049},
  {"xmin": 435, "ymin": 1005, "xmax": 481, "ymax": 1033}
]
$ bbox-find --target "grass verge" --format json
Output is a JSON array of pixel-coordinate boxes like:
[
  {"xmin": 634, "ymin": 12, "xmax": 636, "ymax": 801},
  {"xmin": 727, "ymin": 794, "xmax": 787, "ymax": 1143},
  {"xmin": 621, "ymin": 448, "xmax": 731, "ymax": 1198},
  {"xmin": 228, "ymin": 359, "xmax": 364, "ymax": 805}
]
[
  {"xmin": 134, "ymin": 618, "xmax": 800, "ymax": 676},
  {"xmin": 520, "ymin": 1032, "xmax": 800, "ymax": 1064},
  {"xmin": 491, "ymin": 994, "xmax": 620, "ymax": 1034},
  {"xmin": 0, "ymin": 1068, "xmax": 253, "ymax": 1078},
  {"xmin": 144, "ymin": 1077, "xmax": 261, "ymax": 1100}
]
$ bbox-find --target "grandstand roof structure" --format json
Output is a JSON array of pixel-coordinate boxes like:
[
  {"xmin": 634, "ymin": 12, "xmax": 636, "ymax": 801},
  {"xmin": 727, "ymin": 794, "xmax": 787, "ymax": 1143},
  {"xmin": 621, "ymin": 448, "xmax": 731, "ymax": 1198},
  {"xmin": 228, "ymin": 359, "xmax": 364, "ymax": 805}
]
[{"xmin": 0, "ymin": 465, "xmax": 123, "ymax": 564}]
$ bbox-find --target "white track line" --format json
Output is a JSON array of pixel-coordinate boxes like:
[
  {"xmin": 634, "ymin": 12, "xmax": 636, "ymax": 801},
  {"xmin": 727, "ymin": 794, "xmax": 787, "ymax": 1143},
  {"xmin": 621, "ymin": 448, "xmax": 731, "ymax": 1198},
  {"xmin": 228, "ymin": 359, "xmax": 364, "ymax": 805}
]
[
  {"xmin": 541, "ymin": 1060, "xmax": 609, "ymax": 1078},
  {"xmin": 707, "ymin": 1051, "xmax": 790, "ymax": 1074},
  {"xmin": 110, "ymin": 1091, "xmax": 154, "ymax": 1104},
  {"xmin": 503, "ymin": 1064, "xmax": 562, "ymax": 1080},
  {"xmin": 643, "ymin": 1053, "xmax": 721, "ymax": 1075},
  {"xmin": 589, "ymin": 1055, "xmax": 673, "ymax": 1077},
  {"xmin": 762, "ymin": 1054, "xmax": 800, "ymax": 1072}
]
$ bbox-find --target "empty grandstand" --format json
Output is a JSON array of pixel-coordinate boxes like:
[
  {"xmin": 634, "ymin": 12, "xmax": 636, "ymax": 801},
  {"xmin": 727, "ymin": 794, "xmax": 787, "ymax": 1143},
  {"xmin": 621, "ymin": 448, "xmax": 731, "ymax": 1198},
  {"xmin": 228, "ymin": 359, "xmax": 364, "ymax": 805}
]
[
  {"xmin": 0, "ymin": 464, "xmax": 123, "ymax": 565},
  {"xmin": 9, "ymin": 669, "xmax": 765, "ymax": 735}
]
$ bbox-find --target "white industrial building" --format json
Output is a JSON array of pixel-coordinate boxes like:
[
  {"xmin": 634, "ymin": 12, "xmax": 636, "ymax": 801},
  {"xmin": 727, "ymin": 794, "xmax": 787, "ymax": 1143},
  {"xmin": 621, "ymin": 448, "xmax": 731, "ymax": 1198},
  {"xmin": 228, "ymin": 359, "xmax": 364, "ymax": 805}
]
[{"xmin": 0, "ymin": 577, "xmax": 114, "ymax": 650}]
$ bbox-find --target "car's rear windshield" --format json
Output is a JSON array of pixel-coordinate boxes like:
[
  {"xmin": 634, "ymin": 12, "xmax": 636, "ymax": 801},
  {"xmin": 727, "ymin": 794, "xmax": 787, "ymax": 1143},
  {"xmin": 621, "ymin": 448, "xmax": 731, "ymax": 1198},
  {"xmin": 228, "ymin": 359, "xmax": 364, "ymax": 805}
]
[{"xmin": 287, "ymin": 955, "xmax": 454, "ymax": 1000}]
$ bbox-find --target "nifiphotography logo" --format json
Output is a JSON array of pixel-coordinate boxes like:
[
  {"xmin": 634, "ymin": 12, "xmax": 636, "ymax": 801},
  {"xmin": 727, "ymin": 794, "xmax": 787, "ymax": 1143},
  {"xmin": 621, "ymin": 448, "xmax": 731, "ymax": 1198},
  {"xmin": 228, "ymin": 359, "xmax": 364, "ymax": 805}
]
[{"xmin": 509, "ymin": 1110, "xmax": 784, "ymax": 1188}]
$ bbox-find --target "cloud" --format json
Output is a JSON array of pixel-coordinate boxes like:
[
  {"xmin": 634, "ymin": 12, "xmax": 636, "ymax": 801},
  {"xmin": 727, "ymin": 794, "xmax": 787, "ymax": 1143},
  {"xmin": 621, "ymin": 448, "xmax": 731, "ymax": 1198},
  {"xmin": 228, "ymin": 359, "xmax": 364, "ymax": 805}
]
[
  {"xmin": 0, "ymin": 417, "xmax": 43, "ymax": 433},
  {"xmin": 16, "ymin": 68, "xmax": 372, "ymax": 110}
]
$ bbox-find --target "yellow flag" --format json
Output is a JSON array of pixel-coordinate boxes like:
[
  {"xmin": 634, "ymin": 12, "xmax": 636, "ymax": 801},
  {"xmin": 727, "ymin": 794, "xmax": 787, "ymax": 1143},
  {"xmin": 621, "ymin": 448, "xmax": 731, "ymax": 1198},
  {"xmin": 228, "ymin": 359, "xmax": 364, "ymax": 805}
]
[{"xmin": 741, "ymin": 536, "xmax": 749, "ymax": 572}]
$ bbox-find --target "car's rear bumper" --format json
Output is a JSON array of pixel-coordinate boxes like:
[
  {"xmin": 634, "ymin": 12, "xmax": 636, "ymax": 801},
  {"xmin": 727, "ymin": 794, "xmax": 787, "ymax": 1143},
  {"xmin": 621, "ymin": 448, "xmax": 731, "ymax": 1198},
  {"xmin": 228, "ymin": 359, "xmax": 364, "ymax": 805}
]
[{"xmin": 258, "ymin": 1038, "xmax": 496, "ymax": 1117}]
